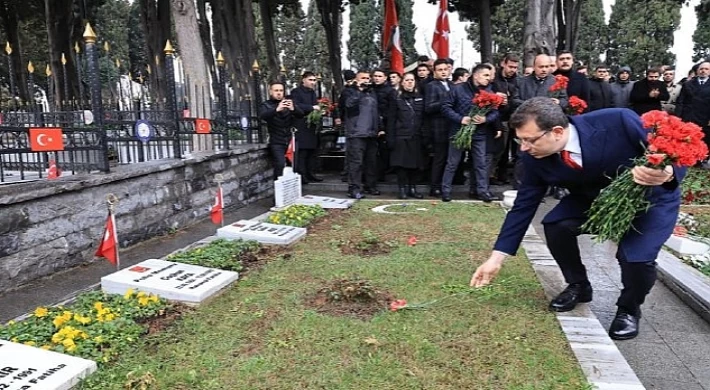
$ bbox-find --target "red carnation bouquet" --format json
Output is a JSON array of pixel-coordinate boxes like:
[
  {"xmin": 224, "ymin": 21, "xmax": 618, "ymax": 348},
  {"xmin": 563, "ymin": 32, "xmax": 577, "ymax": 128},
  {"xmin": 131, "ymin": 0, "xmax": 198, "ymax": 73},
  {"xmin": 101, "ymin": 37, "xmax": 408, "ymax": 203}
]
[
  {"xmin": 306, "ymin": 98, "xmax": 337, "ymax": 127},
  {"xmin": 566, "ymin": 96, "xmax": 587, "ymax": 115},
  {"xmin": 582, "ymin": 110, "xmax": 709, "ymax": 243},
  {"xmin": 451, "ymin": 90, "xmax": 504, "ymax": 150},
  {"xmin": 549, "ymin": 75, "xmax": 569, "ymax": 99}
]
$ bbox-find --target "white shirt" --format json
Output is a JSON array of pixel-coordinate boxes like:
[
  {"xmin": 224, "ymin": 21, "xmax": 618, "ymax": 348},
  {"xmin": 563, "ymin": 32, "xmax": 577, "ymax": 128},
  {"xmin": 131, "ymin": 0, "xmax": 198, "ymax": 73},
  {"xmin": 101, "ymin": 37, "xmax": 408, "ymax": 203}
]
[{"xmin": 563, "ymin": 123, "xmax": 583, "ymax": 167}]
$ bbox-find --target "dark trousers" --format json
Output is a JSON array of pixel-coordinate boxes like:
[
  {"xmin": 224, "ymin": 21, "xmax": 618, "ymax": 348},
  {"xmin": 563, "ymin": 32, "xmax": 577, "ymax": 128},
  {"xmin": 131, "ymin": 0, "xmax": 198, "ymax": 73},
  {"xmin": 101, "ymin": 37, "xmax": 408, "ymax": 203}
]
[
  {"xmin": 377, "ymin": 137, "xmax": 389, "ymax": 180},
  {"xmin": 347, "ymin": 137, "xmax": 378, "ymax": 191},
  {"xmin": 296, "ymin": 148, "xmax": 317, "ymax": 179},
  {"xmin": 430, "ymin": 141, "xmax": 449, "ymax": 189},
  {"xmin": 269, "ymin": 143, "xmax": 287, "ymax": 180},
  {"xmin": 442, "ymin": 134, "xmax": 490, "ymax": 195},
  {"xmin": 544, "ymin": 218, "xmax": 657, "ymax": 315},
  {"xmin": 396, "ymin": 168, "xmax": 418, "ymax": 187}
]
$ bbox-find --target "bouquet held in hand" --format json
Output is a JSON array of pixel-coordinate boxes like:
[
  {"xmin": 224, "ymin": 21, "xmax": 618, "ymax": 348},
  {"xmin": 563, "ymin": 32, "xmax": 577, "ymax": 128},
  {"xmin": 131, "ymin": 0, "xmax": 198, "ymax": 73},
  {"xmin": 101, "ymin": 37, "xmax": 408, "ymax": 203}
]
[
  {"xmin": 582, "ymin": 110, "xmax": 708, "ymax": 243},
  {"xmin": 306, "ymin": 98, "xmax": 337, "ymax": 127},
  {"xmin": 549, "ymin": 75, "xmax": 569, "ymax": 99},
  {"xmin": 566, "ymin": 96, "xmax": 587, "ymax": 115},
  {"xmin": 451, "ymin": 90, "xmax": 504, "ymax": 150}
]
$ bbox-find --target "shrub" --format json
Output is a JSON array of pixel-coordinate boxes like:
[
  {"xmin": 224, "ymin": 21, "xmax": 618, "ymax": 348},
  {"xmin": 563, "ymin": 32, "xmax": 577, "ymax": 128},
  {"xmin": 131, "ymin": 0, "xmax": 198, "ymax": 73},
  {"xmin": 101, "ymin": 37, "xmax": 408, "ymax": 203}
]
[{"xmin": 167, "ymin": 238, "xmax": 261, "ymax": 272}]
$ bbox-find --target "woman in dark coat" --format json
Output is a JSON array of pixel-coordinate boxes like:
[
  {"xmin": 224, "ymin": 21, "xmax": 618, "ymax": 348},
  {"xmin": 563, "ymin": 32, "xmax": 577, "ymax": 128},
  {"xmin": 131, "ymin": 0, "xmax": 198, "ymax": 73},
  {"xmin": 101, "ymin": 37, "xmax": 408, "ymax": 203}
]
[{"xmin": 387, "ymin": 72, "xmax": 425, "ymax": 199}]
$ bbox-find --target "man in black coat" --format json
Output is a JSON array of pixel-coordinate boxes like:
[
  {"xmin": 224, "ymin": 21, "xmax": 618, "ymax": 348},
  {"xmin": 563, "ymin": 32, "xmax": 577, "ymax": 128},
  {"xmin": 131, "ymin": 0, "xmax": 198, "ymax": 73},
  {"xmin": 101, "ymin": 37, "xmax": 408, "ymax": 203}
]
[
  {"xmin": 587, "ymin": 65, "xmax": 615, "ymax": 112},
  {"xmin": 629, "ymin": 68, "xmax": 669, "ymax": 115},
  {"xmin": 259, "ymin": 81, "xmax": 304, "ymax": 179},
  {"xmin": 554, "ymin": 51, "xmax": 591, "ymax": 106},
  {"xmin": 424, "ymin": 58, "xmax": 454, "ymax": 197},
  {"xmin": 372, "ymin": 69, "xmax": 396, "ymax": 181},
  {"xmin": 676, "ymin": 61, "xmax": 710, "ymax": 150},
  {"xmin": 491, "ymin": 53, "xmax": 520, "ymax": 185},
  {"xmin": 290, "ymin": 71, "xmax": 322, "ymax": 184}
]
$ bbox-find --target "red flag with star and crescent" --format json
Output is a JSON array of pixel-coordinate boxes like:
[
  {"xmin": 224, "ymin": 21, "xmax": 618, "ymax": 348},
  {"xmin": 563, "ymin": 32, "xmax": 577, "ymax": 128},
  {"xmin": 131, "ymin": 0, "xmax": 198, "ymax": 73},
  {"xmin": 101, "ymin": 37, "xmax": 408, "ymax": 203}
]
[
  {"xmin": 95, "ymin": 211, "xmax": 118, "ymax": 266},
  {"xmin": 432, "ymin": 0, "xmax": 450, "ymax": 59},
  {"xmin": 29, "ymin": 128, "xmax": 64, "ymax": 152},
  {"xmin": 211, "ymin": 187, "xmax": 224, "ymax": 225},
  {"xmin": 383, "ymin": 0, "xmax": 404, "ymax": 74}
]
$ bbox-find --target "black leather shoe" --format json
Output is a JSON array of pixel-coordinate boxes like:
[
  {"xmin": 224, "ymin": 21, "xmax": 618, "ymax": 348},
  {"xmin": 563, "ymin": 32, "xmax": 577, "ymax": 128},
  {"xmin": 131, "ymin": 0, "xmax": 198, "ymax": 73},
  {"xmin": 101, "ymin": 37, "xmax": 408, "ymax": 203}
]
[
  {"xmin": 308, "ymin": 176, "xmax": 324, "ymax": 182},
  {"xmin": 609, "ymin": 311, "xmax": 640, "ymax": 340},
  {"xmin": 442, "ymin": 193, "xmax": 452, "ymax": 202},
  {"xmin": 476, "ymin": 192, "xmax": 499, "ymax": 203},
  {"xmin": 398, "ymin": 187, "xmax": 408, "ymax": 199},
  {"xmin": 347, "ymin": 191, "xmax": 366, "ymax": 200},
  {"xmin": 408, "ymin": 186, "xmax": 424, "ymax": 199},
  {"xmin": 429, "ymin": 188, "xmax": 442, "ymax": 197},
  {"xmin": 364, "ymin": 188, "xmax": 381, "ymax": 196},
  {"xmin": 548, "ymin": 283, "xmax": 593, "ymax": 312}
]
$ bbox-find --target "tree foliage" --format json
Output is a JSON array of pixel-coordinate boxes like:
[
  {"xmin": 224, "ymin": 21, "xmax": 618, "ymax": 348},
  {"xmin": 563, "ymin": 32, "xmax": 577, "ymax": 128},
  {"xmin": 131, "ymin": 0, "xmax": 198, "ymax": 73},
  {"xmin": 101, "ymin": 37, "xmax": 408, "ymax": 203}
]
[
  {"xmin": 693, "ymin": 0, "xmax": 710, "ymax": 62},
  {"xmin": 395, "ymin": 0, "xmax": 417, "ymax": 64},
  {"xmin": 299, "ymin": 0, "xmax": 334, "ymax": 94},
  {"xmin": 349, "ymin": 0, "xmax": 380, "ymax": 70},
  {"xmin": 275, "ymin": 2, "xmax": 306, "ymax": 86},
  {"xmin": 465, "ymin": 0, "xmax": 524, "ymax": 61},
  {"xmin": 606, "ymin": 0, "xmax": 682, "ymax": 76},
  {"xmin": 575, "ymin": 0, "xmax": 607, "ymax": 67}
]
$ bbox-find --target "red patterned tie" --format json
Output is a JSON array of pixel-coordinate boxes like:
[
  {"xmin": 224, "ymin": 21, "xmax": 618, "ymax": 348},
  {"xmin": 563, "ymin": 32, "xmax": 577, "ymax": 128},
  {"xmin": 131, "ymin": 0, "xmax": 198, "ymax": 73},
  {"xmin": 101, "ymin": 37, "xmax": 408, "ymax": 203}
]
[{"xmin": 560, "ymin": 150, "xmax": 582, "ymax": 170}]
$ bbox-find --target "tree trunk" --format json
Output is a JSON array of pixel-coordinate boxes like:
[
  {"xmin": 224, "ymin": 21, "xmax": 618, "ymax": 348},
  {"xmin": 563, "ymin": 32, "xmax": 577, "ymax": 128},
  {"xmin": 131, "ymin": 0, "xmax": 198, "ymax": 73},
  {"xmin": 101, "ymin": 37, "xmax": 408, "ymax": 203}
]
[
  {"xmin": 212, "ymin": 0, "xmax": 257, "ymax": 100},
  {"xmin": 196, "ymin": 0, "xmax": 218, "ymax": 93},
  {"xmin": 523, "ymin": 0, "xmax": 557, "ymax": 67},
  {"xmin": 45, "ymin": 0, "xmax": 78, "ymax": 105},
  {"xmin": 568, "ymin": 0, "xmax": 584, "ymax": 53},
  {"xmin": 139, "ymin": 0, "xmax": 171, "ymax": 108},
  {"xmin": 555, "ymin": 0, "xmax": 565, "ymax": 51},
  {"xmin": 555, "ymin": 0, "xmax": 583, "ymax": 53},
  {"xmin": 0, "ymin": 1, "xmax": 28, "ymax": 101},
  {"xmin": 478, "ymin": 0, "xmax": 493, "ymax": 63},
  {"xmin": 316, "ymin": 0, "xmax": 343, "ymax": 94},
  {"xmin": 259, "ymin": 1, "xmax": 280, "ymax": 80}
]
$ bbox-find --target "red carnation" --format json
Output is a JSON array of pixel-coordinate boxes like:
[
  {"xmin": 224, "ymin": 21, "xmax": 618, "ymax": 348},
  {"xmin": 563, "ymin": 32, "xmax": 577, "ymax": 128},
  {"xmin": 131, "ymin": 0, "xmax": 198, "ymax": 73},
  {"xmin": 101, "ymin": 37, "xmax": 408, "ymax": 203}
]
[
  {"xmin": 390, "ymin": 299, "xmax": 408, "ymax": 312},
  {"xmin": 646, "ymin": 153, "xmax": 666, "ymax": 166},
  {"xmin": 566, "ymin": 96, "xmax": 587, "ymax": 115}
]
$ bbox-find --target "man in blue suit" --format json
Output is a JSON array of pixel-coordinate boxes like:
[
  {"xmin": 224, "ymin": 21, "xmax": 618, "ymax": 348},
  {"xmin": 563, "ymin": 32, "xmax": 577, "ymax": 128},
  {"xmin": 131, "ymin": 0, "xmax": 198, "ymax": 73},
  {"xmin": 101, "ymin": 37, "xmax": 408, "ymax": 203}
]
[{"xmin": 471, "ymin": 97, "xmax": 683, "ymax": 340}]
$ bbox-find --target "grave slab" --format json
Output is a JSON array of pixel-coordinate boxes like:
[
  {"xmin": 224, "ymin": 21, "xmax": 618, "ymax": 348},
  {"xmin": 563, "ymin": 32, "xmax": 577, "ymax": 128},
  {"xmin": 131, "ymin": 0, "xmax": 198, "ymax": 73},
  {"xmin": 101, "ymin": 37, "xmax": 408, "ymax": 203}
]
[
  {"xmin": 101, "ymin": 259, "xmax": 239, "ymax": 304},
  {"xmin": 0, "ymin": 339, "xmax": 97, "ymax": 390},
  {"xmin": 216, "ymin": 219, "xmax": 306, "ymax": 245},
  {"xmin": 274, "ymin": 168, "xmax": 302, "ymax": 209},
  {"xmin": 295, "ymin": 195, "xmax": 355, "ymax": 209}
]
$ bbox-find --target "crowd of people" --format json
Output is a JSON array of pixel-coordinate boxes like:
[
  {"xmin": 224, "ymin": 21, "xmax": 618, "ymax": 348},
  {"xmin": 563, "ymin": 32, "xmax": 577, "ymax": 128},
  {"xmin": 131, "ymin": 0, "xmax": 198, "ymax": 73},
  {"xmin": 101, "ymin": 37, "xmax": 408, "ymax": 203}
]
[{"xmin": 259, "ymin": 51, "xmax": 710, "ymax": 201}]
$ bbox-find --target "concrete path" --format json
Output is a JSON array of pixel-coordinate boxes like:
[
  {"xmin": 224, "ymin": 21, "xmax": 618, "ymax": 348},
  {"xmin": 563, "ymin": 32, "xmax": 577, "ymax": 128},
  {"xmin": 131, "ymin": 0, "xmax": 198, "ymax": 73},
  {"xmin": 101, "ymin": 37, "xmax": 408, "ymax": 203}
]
[{"xmin": 533, "ymin": 200, "xmax": 710, "ymax": 390}]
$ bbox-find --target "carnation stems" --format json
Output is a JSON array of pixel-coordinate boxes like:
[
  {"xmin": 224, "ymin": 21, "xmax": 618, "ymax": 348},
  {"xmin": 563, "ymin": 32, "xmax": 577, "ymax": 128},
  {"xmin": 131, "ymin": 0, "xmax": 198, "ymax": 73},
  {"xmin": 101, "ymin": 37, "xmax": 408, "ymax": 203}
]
[{"xmin": 581, "ymin": 170, "xmax": 650, "ymax": 243}]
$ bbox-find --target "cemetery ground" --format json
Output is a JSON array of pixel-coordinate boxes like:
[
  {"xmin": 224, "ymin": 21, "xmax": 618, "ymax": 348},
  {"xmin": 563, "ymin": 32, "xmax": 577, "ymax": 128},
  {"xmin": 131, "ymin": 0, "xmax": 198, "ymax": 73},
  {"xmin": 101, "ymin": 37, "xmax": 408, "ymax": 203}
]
[{"xmin": 75, "ymin": 201, "xmax": 590, "ymax": 389}]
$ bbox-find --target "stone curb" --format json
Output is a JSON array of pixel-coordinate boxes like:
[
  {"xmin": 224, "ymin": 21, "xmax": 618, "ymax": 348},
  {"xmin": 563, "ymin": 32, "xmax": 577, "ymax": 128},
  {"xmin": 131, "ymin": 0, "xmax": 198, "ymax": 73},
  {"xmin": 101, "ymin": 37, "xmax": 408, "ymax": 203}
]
[
  {"xmin": 520, "ymin": 224, "xmax": 646, "ymax": 390},
  {"xmin": 656, "ymin": 249, "xmax": 710, "ymax": 324}
]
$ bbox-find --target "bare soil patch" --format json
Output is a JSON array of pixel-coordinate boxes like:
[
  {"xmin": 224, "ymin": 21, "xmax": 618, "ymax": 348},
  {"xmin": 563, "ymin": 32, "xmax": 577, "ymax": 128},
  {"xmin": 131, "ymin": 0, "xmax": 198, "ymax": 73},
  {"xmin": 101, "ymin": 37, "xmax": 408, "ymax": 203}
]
[{"xmin": 303, "ymin": 278, "xmax": 393, "ymax": 320}]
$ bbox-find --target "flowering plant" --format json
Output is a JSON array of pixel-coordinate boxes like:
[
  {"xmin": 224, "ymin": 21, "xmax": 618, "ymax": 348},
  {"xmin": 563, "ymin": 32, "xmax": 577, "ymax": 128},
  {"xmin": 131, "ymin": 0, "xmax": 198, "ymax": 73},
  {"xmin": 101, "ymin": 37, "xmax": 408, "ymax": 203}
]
[
  {"xmin": 582, "ymin": 111, "xmax": 709, "ymax": 243},
  {"xmin": 451, "ymin": 90, "xmax": 504, "ymax": 150},
  {"xmin": 548, "ymin": 75, "xmax": 569, "ymax": 99},
  {"xmin": 268, "ymin": 204, "xmax": 326, "ymax": 227},
  {"xmin": 167, "ymin": 238, "xmax": 260, "ymax": 272},
  {"xmin": 306, "ymin": 98, "xmax": 337, "ymax": 127},
  {"xmin": 566, "ymin": 96, "xmax": 587, "ymax": 115}
]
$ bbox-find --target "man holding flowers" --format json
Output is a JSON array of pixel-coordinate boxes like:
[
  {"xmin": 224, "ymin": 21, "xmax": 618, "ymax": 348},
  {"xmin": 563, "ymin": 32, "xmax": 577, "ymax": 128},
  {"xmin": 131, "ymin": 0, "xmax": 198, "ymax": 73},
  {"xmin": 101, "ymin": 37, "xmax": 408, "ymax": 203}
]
[{"xmin": 470, "ymin": 97, "xmax": 707, "ymax": 340}]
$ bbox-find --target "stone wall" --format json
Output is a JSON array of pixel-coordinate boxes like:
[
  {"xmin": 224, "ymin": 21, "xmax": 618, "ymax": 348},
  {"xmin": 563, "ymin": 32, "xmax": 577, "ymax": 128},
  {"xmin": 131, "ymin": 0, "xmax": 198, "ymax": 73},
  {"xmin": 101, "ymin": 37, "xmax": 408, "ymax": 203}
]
[{"xmin": 0, "ymin": 146, "xmax": 273, "ymax": 293}]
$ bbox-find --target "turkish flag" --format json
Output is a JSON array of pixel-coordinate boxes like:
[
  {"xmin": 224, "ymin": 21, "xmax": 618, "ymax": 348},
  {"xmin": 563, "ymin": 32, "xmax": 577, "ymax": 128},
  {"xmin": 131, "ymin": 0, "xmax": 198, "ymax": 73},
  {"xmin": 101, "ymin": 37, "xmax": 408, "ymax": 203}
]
[
  {"xmin": 211, "ymin": 187, "xmax": 223, "ymax": 225},
  {"xmin": 47, "ymin": 159, "xmax": 61, "ymax": 180},
  {"xmin": 195, "ymin": 118, "xmax": 211, "ymax": 134},
  {"xmin": 285, "ymin": 133, "xmax": 295, "ymax": 165},
  {"xmin": 432, "ymin": 0, "xmax": 450, "ymax": 59},
  {"xmin": 29, "ymin": 128, "xmax": 64, "ymax": 152},
  {"xmin": 383, "ymin": 0, "xmax": 404, "ymax": 74},
  {"xmin": 96, "ymin": 211, "xmax": 118, "ymax": 266}
]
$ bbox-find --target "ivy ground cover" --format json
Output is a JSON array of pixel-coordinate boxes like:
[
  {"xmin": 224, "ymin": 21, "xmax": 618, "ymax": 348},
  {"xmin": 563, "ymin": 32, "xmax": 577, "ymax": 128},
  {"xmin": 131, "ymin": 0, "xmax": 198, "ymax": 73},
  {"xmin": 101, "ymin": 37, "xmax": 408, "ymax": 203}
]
[{"xmin": 79, "ymin": 201, "xmax": 588, "ymax": 389}]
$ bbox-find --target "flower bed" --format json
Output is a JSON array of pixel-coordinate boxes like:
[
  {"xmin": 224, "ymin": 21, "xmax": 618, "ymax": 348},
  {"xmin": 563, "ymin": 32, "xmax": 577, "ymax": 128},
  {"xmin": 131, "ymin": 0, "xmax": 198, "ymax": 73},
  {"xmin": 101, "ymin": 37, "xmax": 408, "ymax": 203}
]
[
  {"xmin": 0, "ymin": 290, "xmax": 168, "ymax": 365},
  {"xmin": 166, "ymin": 238, "xmax": 261, "ymax": 272},
  {"xmin": 682, "ymin": 167, "xmax": 710, "ymax": 204},
  {"xmin": 675, "ymin": 211, "xmax": 710, "ymax": 276},
  {"xmin": 267, "ymin": 204, "xmax": 326, "ymax": 227}
]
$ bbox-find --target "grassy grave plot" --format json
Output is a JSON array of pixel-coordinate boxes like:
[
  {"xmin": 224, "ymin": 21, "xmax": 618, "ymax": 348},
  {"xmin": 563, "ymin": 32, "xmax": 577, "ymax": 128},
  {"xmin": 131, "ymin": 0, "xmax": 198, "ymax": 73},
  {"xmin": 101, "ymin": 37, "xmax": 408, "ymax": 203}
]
[{"xmin": 78, "ymin": 201, "xmax": 589, "ymax": 390}]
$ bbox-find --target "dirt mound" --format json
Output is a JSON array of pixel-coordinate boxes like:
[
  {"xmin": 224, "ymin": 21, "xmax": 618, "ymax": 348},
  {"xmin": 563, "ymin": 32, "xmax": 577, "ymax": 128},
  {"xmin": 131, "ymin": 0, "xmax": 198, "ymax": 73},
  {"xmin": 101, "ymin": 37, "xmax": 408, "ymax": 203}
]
[{"xmin": 304, "ymin": 278, "xmax": 393, "ymax": 320}]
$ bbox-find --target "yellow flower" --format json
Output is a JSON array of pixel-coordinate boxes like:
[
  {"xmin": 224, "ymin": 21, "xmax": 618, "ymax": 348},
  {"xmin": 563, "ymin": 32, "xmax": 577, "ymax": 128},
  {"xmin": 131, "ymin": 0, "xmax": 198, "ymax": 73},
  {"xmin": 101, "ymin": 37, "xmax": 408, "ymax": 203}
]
[
  {"xmin": 62, "ymin": 338, "xmax": 76, "ymax": 350},
  {"xmin": 51, "ymin": 332, "xmax": 63, "ymax": 343},
  {"xmin": 149, "ymin": 295, "xmax": 159, "ymax": 303},
  {"xmin": 104, "ymin": 313, "xmax": 116, "ymax": 322},
  {"xmin": 61, "ymin": 311, "xmax": 72, "ymax": 322},
  {"xmin": 138, "ymin": 297, "xmax": 150, "ymax": 306},
  {"xmin": 93, "ymin": 302, "xmax": 104, "ymax": 312},
  {"xmin": 124, "ymin": 288, "xmax": 135, "ymax": 300},
  {"xmin": 6, "ymin": 320, "xmax": 15, "ymax": 326},
  {"xmin": 40, "ymin": 345, "xmax": 51, "ymax": 351},
  {"xmin": 11, "ymin": 337, "xmax": 18, "ymax": 343},
  {"xmin": 93, "ymin": 336, "xmax": 104, "ymax": 344},
  {"xmin": 34, "ymin": 307, "xmax": 49, "ymax": 318},
  {"xmin": 24, "ymin": 341, "xmax": 36, "ymax": 346},
  {"xmin": 137, "ymin": 291, "xmax": 147, "ymax": 298},
  {"xmin": 52, "ymin": 316, "xmax": 67, "ymax": 328}
]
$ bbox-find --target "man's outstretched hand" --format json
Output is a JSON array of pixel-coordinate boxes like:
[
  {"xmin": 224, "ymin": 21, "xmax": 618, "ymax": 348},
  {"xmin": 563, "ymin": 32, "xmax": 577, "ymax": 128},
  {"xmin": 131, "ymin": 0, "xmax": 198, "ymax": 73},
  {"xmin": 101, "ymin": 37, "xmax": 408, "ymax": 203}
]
[{"xmin": 470, "ymin": 252, "xmax": 507, "ymax": 287}]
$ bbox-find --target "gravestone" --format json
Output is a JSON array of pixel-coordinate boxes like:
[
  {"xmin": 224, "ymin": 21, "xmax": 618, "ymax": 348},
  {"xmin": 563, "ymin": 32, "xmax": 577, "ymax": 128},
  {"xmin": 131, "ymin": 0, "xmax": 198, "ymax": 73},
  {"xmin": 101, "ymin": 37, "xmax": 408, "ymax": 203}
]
[
  {"xmin": 216, "ymin": 219, "xmax": 306, "ymax": 245},
  {"xmin": 101, "ymin": 259, "xmax": 239, "ymax": 304},
  {"xmin": 296, "ymin": 195, "xmax": 354, "ymax": 209},
  {"xmin": 274, "ymin": 167, "xmax": 302, "ymax": 209},
  {"xmin": 0, "ymin": 339, "xmax": 97, "ymax": 390}
]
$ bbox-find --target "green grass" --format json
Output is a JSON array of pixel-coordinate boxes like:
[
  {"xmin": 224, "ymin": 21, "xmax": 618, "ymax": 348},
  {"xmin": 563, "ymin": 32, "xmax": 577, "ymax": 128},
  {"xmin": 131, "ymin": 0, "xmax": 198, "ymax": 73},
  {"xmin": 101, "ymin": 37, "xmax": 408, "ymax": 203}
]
[{"xmin": 79, "ymin": 201, "xmax": 588, "ymax": 390}]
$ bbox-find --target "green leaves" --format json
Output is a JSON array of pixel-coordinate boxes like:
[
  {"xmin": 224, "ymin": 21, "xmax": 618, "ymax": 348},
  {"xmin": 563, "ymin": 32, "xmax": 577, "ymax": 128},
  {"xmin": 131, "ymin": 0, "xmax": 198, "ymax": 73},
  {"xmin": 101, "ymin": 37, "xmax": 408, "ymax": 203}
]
[
  {"xmin": 167, "ymin": 238, "xmax": 261, "ymax": 271},
  {"xmin": 267, "ymin": 204, "xmax": 327, "ymax": 227}
]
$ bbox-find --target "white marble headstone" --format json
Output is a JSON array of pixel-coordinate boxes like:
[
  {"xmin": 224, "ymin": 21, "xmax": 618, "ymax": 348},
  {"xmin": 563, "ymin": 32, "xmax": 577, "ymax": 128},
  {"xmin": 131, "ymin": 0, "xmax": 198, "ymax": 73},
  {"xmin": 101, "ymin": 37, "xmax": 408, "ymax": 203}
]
[
  {"xmin": 296, "ymin": 195, "xmax": 355, "ymax": 209},
  {"xmin": 274, "ymin": 167, "xmax": 302, "ymax": 209},
  {"xmin": 216, "ymin": 219, "xmax": 306, "ymax": 245},
  {"xmin": 0, "ymin": 339, "xmax": 97, "ymax": 390},
  {"xmin": 101, "ymin": 259, "xmax": 239, "ymax": 304}
]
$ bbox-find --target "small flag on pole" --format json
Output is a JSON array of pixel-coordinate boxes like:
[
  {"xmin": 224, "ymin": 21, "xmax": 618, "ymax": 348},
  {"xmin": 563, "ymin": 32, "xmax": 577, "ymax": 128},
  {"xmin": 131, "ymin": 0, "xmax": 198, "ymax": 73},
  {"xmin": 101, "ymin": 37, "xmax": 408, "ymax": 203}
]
[
  {"xmin": 211, "ymin": 187, "xmax": 224, "ymax": 225},
  {"xmin": 285, "ymin": 133, "xmax": 295, "ymax": 165},
  {"xmin": 47, "ymin": 159, "xmax": 61, "ymax": 179},
  {"xmin": 96, "ymin": 210, "xmax": 119, "ymax": 267}
]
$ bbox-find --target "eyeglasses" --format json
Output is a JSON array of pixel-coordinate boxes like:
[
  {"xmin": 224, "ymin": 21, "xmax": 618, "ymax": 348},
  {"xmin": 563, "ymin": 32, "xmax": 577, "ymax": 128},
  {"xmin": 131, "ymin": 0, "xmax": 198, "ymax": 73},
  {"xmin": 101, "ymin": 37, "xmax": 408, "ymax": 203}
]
[{"xmin": 514, "ymin": 130, "xmax": 550, "ymax": 146}]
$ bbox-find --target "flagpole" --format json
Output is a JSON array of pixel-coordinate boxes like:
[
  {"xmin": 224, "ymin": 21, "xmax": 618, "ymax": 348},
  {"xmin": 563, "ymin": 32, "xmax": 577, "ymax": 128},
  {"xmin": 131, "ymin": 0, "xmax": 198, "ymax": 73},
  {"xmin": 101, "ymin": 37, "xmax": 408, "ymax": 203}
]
[
  {"xmin": 214, "ymin": 174, "xmax": 225, "ymax": 227},
  {"xmin": 106, "ymin": 193, "xmax": 120, "ymax": 272}
]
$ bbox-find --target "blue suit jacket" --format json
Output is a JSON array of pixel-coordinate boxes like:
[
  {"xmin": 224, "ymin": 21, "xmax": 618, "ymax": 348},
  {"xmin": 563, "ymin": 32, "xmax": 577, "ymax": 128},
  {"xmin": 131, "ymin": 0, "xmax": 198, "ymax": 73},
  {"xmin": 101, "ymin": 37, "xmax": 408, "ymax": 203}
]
[{"xmin": 494, "ymin": 108, "xmax": 685, "ymax": 262}]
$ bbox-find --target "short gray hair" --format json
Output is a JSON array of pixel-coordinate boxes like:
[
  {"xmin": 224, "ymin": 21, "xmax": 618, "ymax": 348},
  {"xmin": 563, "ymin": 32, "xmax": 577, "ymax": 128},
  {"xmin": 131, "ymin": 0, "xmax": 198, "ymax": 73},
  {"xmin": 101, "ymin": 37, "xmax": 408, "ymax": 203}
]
[{"xmin": 509, "ymin": 97, "xmax": 569, "ymax": 132}]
